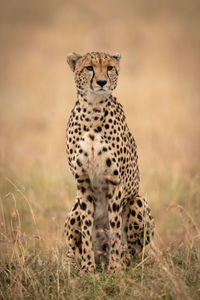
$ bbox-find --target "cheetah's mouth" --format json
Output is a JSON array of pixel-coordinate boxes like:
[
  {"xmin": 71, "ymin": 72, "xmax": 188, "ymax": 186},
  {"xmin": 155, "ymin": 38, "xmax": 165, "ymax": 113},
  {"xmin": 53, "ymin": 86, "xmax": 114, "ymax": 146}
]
[
  {"xmin": 95, "ymin": 87, "xmax": 110, "ymax": 94},
  {"xmin": 88, "ymin": 86, "xmax": 111, "ymax": 95}
]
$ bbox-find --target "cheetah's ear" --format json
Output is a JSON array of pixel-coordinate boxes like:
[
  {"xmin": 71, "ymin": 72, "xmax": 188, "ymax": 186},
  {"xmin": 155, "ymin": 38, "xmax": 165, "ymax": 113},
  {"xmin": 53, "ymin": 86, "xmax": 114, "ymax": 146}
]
[
  {"xmin": 112, "ymin": 53, "xmax": 121, "ymax": 62},
  {"xmin": 67, "ymin": 53, "xmax": 82, "ymax": 72}
]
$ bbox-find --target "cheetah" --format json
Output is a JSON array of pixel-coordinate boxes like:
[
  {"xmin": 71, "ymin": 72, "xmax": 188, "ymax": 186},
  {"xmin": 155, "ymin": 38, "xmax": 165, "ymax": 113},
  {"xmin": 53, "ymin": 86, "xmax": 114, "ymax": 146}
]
[{"xmin": 64, "ymin": 52, "xmax": 154, "ymax": 273}]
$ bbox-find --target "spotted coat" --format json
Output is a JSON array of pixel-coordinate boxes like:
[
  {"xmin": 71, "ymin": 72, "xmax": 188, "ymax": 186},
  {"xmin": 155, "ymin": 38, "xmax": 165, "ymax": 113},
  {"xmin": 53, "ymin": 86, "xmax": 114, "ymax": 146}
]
[{"xmin": 65, "ymin": 52, "xmax": 154, "ymax": 273}]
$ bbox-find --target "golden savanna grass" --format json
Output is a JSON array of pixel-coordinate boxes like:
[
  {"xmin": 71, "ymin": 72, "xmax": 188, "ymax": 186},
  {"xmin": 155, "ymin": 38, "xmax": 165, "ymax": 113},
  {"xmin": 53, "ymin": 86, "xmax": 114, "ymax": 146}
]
[{"xmin": 0, "ymin": 1, "xmax": 200, "ymax": 299}]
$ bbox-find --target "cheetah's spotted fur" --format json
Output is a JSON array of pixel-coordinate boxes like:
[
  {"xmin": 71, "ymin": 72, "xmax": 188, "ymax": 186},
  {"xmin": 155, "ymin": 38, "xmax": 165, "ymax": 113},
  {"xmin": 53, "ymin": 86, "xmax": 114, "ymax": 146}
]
[{"xmin": 65, "ymin": 52, "xmax": 154, "ymax": 272}]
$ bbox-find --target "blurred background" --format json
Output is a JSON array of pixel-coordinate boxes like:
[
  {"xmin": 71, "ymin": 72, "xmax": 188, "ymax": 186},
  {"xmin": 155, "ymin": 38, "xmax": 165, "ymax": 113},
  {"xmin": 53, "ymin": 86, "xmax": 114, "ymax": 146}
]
[{"xmin": 0, "ymin": 0, "xmax": 200, "ymax": 243}]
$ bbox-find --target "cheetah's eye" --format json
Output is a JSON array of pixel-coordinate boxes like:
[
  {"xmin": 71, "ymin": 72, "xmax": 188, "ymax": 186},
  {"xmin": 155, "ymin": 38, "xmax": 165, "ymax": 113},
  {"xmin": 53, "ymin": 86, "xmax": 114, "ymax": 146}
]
[
  {"xmin": 107, "ymin": 66, "xmax": 114, "ymax": 71},
  {"xmin": 86, "ymin": 66, "xmax": 93, "ymax": 71}
]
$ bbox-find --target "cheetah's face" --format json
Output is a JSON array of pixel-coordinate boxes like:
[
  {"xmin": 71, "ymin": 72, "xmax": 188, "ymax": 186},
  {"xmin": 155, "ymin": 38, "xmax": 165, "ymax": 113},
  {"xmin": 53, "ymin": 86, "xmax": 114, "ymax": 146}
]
[{"xmin": 67, "ymin": 52, "xmax": 121, "ymax": 95}]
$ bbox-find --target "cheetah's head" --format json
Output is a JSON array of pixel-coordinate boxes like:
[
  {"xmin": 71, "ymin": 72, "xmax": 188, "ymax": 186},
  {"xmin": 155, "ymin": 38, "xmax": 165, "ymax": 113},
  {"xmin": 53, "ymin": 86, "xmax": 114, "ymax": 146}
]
[{"xmin": 67, "ymin": 52, "xmax": 121, "ymax": 96}]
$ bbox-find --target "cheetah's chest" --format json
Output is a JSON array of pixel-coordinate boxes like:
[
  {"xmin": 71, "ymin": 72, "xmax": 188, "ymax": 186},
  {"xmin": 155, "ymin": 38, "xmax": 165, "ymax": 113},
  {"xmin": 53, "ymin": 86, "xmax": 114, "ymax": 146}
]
[{"xmin": 77, "ymin": 132, "xmax": 112, "ymax": 227}]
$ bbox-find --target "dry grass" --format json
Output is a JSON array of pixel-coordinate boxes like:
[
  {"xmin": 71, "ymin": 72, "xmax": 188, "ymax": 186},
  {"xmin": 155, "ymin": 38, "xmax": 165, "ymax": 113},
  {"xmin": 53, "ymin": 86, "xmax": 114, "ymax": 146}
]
[
  {"xmin": 0, "ymin": 0, "xmax": 200, "ymax": 299},
  {"xmin": 0, "ymin": 172, "xmax": 199, "ymax": 299}
]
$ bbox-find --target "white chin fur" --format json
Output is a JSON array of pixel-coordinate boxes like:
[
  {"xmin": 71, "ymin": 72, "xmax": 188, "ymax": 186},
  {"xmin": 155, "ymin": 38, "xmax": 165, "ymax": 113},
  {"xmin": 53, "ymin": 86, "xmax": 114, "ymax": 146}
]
[{"xmin": 89, "ymin": 88, "xmax": 111, "ymax": 95}]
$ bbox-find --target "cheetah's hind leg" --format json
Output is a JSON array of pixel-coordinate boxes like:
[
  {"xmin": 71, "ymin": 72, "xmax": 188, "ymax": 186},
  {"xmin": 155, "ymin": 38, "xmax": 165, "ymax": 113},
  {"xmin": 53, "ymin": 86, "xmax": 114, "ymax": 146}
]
[
  {"xmin": 64, "ymin": 198, "xmax": 82, "ymax": 271},
  {"xmin": 123, "ymin": 195, "xmax": 155, "ymax": 263}
]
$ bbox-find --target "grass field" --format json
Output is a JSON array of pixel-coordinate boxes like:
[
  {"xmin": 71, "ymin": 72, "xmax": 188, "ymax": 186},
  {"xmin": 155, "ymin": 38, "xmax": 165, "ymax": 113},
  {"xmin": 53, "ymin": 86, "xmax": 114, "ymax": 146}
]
[
  {"xmin": 0, "ymin": 1, "xmax": 200, "ymax": 299},
  {"xmin": 0, "ymin": 170, "xmax": 200, "ymax": 299}
]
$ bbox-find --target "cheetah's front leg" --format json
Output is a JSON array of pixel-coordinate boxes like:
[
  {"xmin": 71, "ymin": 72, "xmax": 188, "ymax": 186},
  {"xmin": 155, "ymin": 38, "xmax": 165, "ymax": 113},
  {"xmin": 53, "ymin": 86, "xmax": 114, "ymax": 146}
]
[
  {"xmin": 107, "ymin": 185, "xmax": 123, "ymax": 273},
  {"xmin": 65, "ymin": 198, "xmax": 82, "ymax": 270},
  {"xmin": 78, "ymin": 181, "xmax": 96, "ymax": 273}
]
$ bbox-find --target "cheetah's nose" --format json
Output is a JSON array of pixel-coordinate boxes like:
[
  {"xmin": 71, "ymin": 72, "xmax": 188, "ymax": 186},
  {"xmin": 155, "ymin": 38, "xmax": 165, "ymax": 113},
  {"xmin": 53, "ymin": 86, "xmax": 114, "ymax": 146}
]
[{"xmin": 96, "ymin": 80, "xmax": 107, "ymax": 87}]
